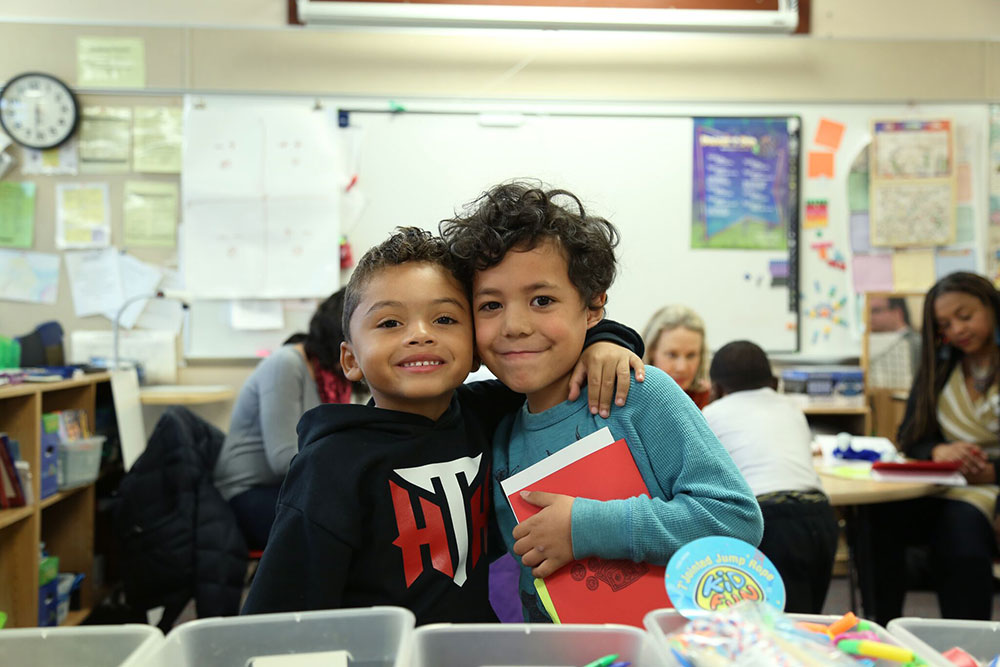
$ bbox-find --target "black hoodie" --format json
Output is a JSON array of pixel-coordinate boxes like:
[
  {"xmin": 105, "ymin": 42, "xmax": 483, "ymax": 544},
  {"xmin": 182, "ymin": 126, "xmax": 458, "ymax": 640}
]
[
  {"xmin": 241, "ymin": 320, "xmax": 643, "ymax": 623},
  {"xmin": 241, "ymin": 381, "xmax": 522, "ymax": 624}
]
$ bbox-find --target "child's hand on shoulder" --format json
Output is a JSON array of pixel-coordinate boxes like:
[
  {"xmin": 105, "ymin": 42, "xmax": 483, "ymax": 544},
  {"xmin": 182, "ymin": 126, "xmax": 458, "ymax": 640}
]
[
  {"xmin": 568, "ymin": 342, "xmax": 645, "ymax": 419},
  {"xmin": 512, "ymin": 491, "xmax": 575, "ymax": 578}
]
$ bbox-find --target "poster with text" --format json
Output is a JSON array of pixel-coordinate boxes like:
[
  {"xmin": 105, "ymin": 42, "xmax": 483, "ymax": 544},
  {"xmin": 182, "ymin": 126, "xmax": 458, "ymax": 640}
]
[{"xmin": 692, "ymin": 117, "xmax": 794, "ymax": 250}]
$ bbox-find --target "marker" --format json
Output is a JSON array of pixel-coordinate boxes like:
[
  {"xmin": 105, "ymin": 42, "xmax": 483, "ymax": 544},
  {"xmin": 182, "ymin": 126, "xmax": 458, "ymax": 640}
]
[
  {"xmin": 826, "ymin": 611, "xmax": 858, "ymax": 636},
  {"xmin": 837, "ymin": 639, "xmax": 915, "ymax": 662},
  {"xmin": 581, "ymin": 655, "xmax": 619, "ymax": 667},
  {"xmin": 345, "ymin": 174, "xmax": 358, "ymax": 192}
]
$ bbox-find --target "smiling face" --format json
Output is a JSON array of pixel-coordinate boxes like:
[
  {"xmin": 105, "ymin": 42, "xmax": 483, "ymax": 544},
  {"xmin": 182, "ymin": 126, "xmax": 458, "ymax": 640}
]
[
  {"xmin": 340, "ymin": 262, "xmax": 475, "ymax": 420},
  {"xmin": 651, "ymin": 326, "xmax": 703, "ymax": 391},
  {"xmin": 933, "ymin": 290, "xmax": 996, "ymax": 357},
  {"xmin": 472, "ymin": 239, "xmax": 603, "ymax": 413}
]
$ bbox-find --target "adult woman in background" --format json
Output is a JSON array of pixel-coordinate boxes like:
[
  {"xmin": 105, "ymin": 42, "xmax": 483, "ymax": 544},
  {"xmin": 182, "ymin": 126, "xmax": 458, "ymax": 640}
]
[
  {"xmin": 642, "ymin": 305, "xmax": 712, "ymax": 408},
  {"xmin": 868, "ymin": 272, "xmax": 999, "ymax": 625},
  {"xmin": 214, "ymin": 289, "xmax": 353, "ymax": 550}
]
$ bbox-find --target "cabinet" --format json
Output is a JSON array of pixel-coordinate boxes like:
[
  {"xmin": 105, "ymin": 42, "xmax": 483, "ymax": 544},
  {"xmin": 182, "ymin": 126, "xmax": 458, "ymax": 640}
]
[{"xmin": 0, "ymin": 373, "xmax": 109, "ymax": 628}]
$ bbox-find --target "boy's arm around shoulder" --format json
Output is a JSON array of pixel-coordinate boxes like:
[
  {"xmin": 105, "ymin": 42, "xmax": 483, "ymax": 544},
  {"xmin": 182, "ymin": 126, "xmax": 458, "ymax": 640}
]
[
  {"xmin": 241, "ymin": 441, "xmax": 359, "ymax": 614},
  {"xmin": 585, "ymin": 318, "xmax": 644, "ymax": 358},
  {"xmin": 570, "ymin": 370, "xmax": 764, "ymax": 564}
]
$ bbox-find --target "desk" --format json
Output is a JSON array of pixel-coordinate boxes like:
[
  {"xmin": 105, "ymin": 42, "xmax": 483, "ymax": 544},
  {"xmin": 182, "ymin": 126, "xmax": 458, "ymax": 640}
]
[
  {"xmin": 139, "ymin": 384, "xmax": 235, "ymax": 405},
  {"xmin": 820, "ymin": 472, "xmax": 944, "ymax": 507},
  {"xmin": 819, "ymin": 469, "xmax": 946, "ymax": 616}
]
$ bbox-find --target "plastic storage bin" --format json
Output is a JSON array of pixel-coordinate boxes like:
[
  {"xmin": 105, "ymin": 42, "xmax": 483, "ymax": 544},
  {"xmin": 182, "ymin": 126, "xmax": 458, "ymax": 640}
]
[
  {"xmin": 888, "ymin": 617, "xmax": 1000, "ymax": 667},
  {"xmin": 0, "ymin": 624, "xmax": 163, "ymax": 667},
  {"xmin": 148, "ymin": 606, "xmax": 414, "ymax": 667},
  {"xmin": 644, "ymin": 609, "xmax": 948, "ymax": 667},
  {"xmin": 410, "ymin": 623, "xmax": 668, "ymax": 667},
  {"xmin": 57, "ymin": 435, "xmax": 104, "ymax": 489}
]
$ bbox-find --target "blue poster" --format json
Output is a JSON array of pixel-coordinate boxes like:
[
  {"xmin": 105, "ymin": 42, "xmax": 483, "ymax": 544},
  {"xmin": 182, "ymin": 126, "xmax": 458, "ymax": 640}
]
[{"xmin": 692, "ymin": 117, "xmax": 792, "ymax": 250}]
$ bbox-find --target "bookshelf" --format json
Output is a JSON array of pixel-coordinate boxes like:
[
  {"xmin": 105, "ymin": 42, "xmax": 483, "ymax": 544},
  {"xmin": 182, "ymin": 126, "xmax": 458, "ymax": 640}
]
[{"xmin": 0, "ymin": 373, "xmax": 109, "ymax": 628}]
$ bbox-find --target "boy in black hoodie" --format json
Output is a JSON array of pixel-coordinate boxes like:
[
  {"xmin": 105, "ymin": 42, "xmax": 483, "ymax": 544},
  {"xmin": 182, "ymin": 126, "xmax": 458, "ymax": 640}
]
[{"xmin": 242, "ymin": 227, "xmax": 642, "ymax": 624}]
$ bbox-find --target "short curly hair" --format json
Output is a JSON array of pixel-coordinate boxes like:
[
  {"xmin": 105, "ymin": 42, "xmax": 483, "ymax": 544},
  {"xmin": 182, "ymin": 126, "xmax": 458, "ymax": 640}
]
[
  {"xmin": 440, "ymin": 181, "xmax": 619, "ymax": 310},
  {"xmin": 342, "ymin": 227, "xmax": 459, "ymax": 342}
]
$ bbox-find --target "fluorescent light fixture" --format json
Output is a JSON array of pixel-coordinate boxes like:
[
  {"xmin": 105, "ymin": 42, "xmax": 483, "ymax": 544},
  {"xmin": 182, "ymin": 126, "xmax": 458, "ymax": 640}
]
[{"xmin": 297, "ymin": 0, "xmax": 799, "ymax": 33}]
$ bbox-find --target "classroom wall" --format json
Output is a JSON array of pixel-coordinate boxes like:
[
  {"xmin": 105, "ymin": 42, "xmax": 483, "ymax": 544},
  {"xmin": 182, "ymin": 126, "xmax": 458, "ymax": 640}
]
[{"xmin": 1, "ymin": 0, "xmax": 997, "ymax": 428}]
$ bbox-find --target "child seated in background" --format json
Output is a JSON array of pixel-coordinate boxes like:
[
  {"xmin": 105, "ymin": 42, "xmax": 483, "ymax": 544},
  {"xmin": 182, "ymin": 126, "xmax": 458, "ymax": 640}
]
[
  {"xmin": 242, "ymin": 227, "xmax": 643, "ymax": 624},
  {"xmin": 702, "ymin": 340, "xmax": 838, "ymax": 614},
  {"xmin": 440, "ymin": 182, "xmax": 763, "ymax": 621}
]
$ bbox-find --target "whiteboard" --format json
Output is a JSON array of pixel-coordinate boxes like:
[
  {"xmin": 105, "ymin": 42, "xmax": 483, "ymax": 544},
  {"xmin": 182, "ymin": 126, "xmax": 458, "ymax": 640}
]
[
  {"xmin": 345, "ymin": 110, "xmax": 799, "ymax": 352},
  {"xmin": 177, "ymin": 96, "xmax": 989, "ymax": 359}
]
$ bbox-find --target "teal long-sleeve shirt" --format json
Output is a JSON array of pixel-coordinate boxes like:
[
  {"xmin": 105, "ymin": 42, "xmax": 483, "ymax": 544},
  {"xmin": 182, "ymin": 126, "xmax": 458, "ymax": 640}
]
[{"xmin": 491, "ymin": 366, "xmax": 763, "ymax": 621}]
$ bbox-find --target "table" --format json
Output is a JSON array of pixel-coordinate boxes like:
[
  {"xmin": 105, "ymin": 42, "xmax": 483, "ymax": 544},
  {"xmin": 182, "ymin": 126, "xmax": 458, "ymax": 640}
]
[
  {"xmin": 818, "ymin": 469, "xmax": 946, "ymax": 616},
  {"xmin": 139, "ymin": 384, "xmax": 235, "ymax": 405}
]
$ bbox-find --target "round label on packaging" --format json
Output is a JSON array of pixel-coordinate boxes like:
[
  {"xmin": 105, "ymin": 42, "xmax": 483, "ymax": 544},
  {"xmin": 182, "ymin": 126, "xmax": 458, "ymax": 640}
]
[{"xmin": 664, "ymin": 536, "xmax": 785, "ymax": 617}]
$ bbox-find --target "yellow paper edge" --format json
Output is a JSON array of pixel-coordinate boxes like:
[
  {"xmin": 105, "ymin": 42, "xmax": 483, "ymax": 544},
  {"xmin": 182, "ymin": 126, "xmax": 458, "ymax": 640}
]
[{"xmin": 533, "ymin": 577, "xmax": 561, "ymax": 624}]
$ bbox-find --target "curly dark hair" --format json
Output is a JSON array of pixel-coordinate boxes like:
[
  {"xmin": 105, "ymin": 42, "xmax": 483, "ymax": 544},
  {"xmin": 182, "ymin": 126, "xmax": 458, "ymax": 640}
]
[
  {"xmin": 439, "ymin": 181, "xmax": 619, "ymax": 311},
  {"xmin": 342, "ymin": 227, "xmax": 459, "ymax": 342}
]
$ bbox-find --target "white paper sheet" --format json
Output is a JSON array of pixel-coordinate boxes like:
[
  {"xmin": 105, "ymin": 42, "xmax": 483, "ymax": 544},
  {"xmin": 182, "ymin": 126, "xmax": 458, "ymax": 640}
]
[
  {"xmin": 64, "ymin": 248, "xmax": 123, "ymax": 317},
  {"xmin": 22, "ymin": 140, "xmax": 78, "ymax": 175},
  {"xmin": 0, "ymin": 248, "xmax": 60, "ymax": 304},
  {"xmin": 135, "ymin": 268, "xmax": 185, "ymax": 334},
  {"xmin": 69, "ymin": 329, "xmax": 177, "ymax": 385},
  {"xmin": 180, "ymin": 199, "xmax": 267, "ymax": 297},
  {"xmin": 103, "ymin": 254, "xmax": 163, "ymax": 329},
  {"xmin": 230, "ymin": 299, "xmax": 284, "ymax": 330},
  {"xmin": 181, "ymin": 99, "xmax": 341, "ymax": 299},
  {"xmin": 110, "ymin": 367, "xmax": 147, "ymax": 472}
]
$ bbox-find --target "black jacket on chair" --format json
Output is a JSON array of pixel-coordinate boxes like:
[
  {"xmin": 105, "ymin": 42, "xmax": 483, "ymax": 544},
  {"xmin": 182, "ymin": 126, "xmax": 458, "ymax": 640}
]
[{"xmin": 114, "ymin": 406, "xmax": 247, "ymax": 631}]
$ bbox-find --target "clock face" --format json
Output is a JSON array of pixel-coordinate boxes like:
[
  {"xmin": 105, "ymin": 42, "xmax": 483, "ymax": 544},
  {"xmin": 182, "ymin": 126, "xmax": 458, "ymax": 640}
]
[{"xmin": 0, "ymin": 72, "xmax": 79, "ymax": 150}]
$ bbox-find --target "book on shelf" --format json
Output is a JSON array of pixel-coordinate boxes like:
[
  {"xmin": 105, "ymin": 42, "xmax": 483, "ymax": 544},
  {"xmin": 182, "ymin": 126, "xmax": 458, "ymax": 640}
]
[
  {"xmin": 0, "ymin": 433, "xmax": 25, "ymax": 508},
  {"xmin": 55, "ymin": 409, "xmax": 91, "ymax": 442},
  {"xmin": 499, "ymin": 427, "xmax": 671, "ymax": 627}
]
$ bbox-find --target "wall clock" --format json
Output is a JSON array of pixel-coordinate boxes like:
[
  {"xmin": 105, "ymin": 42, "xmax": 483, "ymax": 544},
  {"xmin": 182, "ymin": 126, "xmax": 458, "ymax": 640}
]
[{"xmin": 0, "ymin": 72, "xmax": 79, "ymax": 149}]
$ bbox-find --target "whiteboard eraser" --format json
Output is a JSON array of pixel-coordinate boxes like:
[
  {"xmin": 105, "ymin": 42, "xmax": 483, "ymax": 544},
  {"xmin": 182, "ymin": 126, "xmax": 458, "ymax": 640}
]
[{"xmin": 477, "ymin": 113, "xmax": 525, "ymax": 128}]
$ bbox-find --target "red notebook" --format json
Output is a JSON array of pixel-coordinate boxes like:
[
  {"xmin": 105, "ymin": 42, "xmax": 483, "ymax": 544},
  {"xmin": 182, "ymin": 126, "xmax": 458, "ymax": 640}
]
[
  {"xmin": 870, "ymin": 460, "xmax": 966, "ymax": 486},
  {"xmin": 500, "ymin": 427, "xmax": 672, "ymax": 627}
]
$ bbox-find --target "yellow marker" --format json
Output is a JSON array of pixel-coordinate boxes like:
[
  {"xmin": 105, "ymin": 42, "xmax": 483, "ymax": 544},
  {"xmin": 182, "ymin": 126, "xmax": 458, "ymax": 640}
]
[{"xmin": 837, "ymin": 639, "xmax": 914, "ymax": 662}]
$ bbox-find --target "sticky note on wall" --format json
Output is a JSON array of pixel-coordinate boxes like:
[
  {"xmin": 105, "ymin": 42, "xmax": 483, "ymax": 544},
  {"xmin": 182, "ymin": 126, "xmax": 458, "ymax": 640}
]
[
  {"xmin": 814, "ymin": 118, "xmax": 845, "ymax": 151},
  {"xmin": 808, "ymin": 151, "xmax": 835, "ymax": 178},
  {"xmin": 892, "ymin": 250, "xmax": 935, "ymax": 291},
  {"xmin": 852, "ymin": 253, "xmax": 893, "ymax": 293}
]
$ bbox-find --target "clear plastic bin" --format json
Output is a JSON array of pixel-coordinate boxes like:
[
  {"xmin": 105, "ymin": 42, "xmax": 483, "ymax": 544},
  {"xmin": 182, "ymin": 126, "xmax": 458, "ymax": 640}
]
[
  {"xmin": 409, "ymin": 623, "xmax": 668, "ymax": 667},
  {"xmin": 643, "ymin": 608, "xmax": 949, "ymax": 667},
  {"xmin": 888, "ymin": 617, "xmax": 1000, "ymax": 667},
  {"xmin": 57, "ymin": 436, "xmax": 104, "ymax": 489},
  {"xmin": 0, "ymin": 623, "xmax": 163, "ymax": 667},
  {"xmin": 148, "ymin": 606, "xmax": 414, "ymax": 667}
]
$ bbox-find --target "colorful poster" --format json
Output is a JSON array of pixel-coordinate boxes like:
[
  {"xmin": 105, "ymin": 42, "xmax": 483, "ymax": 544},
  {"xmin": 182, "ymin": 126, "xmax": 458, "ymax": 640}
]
[
  {"xmin": 0, "ymin": 182, "xmax": 35, "ymax": 248},
  {"xmin": 804, "ymin": 199, "xmax": 828, "ymax": 229},
  {"xmin": 692, "ymin": 117, "xmax": 793, "ymax": 250}
]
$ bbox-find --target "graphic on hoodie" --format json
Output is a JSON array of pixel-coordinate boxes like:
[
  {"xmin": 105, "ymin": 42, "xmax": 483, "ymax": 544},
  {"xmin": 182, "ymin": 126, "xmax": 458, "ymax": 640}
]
[{"xmin": 389, "ymin": 454, "xmax": 490, "ymax": 588}]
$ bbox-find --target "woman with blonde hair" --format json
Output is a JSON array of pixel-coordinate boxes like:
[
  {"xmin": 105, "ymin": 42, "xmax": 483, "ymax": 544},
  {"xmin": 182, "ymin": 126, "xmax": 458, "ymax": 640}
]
[{"xmin": 643, "ymin": 305, "xmax": 711, "ymax": 408}]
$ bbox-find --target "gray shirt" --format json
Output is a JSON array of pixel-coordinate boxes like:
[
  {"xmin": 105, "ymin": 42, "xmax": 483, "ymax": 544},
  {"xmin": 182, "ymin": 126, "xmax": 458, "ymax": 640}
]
[{"xmin": 214, "ymin": 345, "xmax": 320, "ymax": 501}]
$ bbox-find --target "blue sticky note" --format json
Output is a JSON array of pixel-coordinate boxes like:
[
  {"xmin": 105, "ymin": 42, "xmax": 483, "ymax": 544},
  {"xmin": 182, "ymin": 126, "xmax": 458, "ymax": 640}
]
[
  {"xmin": 936, "ymin": 250, "xmax": 977, "ymax": 280},
  {"xmin": 664, "ymin": 536, "xmax": 786, "ymax": 618},
  {"xmin": 850, "ymin": 212, "xmax": 871, "ymax": 253}
]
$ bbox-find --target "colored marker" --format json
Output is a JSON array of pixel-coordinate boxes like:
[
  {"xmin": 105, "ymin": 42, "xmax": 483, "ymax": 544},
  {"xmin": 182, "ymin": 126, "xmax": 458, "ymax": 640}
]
[
  {"xmin": 837, "ymin": 639, "xmax": 915, "ymax": 662},
  {"xmin": 581, "ymin": 655, "xmax": 619, "ymax": 667},
  {"xmin": 826, "ymin": 611, "xmax": 858, "ymax": 636}
]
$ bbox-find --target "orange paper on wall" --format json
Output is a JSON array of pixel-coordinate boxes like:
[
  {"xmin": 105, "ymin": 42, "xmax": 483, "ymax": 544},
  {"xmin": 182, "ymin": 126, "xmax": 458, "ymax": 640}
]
[
  {"xmin": 814, "ymin": 118, "xmax": 846, "ymax": 151},
  {"xmin": 808, "ymin": 151, "xmax": 835, "ymax": 178},
  {"xmin": 500, "ymin": 427, "xmax": 671, "ymax": 627}
]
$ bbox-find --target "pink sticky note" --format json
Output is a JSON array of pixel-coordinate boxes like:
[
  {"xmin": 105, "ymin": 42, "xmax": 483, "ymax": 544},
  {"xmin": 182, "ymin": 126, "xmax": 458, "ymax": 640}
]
[
  {"xmin": 808, "ymin": 151, "xmax": 835, "ymax": 179},
  {"xmin": 852, "ymin": 254, "xmax": 893, "ymax": 293},
  {"xmin": 814, "ymin": 119, "xmax": 846, "ymax": 151}
]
